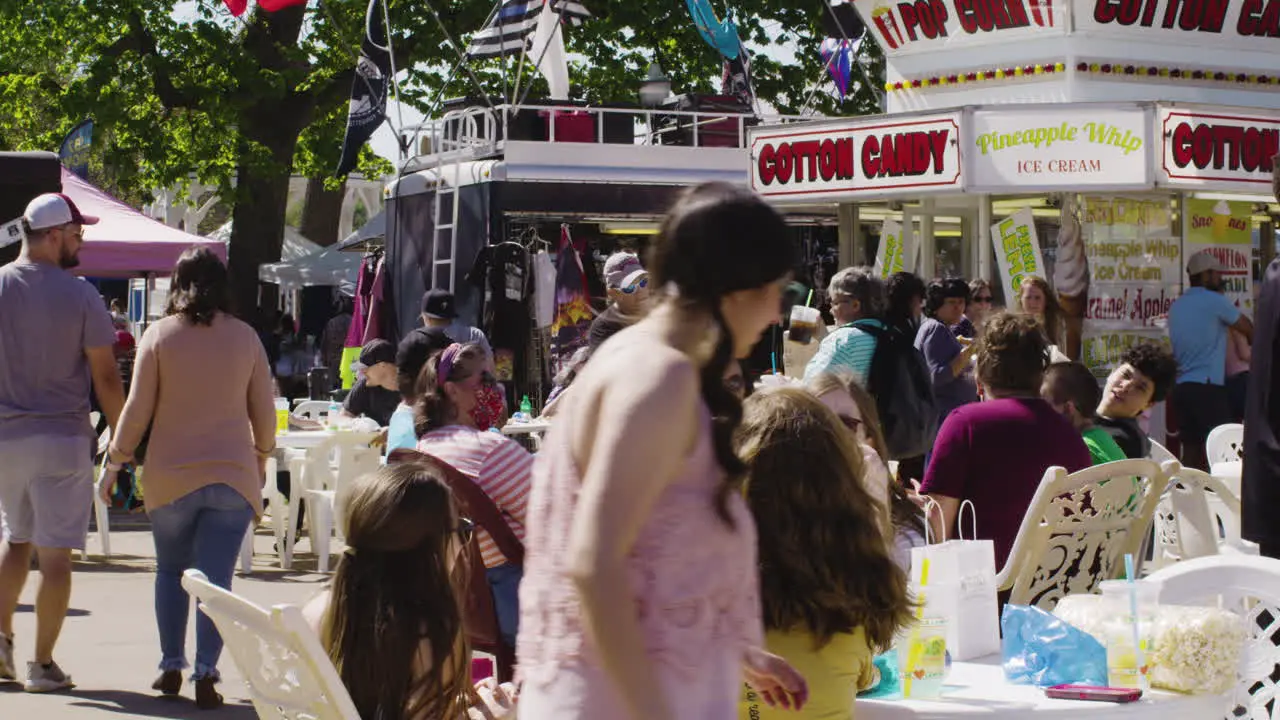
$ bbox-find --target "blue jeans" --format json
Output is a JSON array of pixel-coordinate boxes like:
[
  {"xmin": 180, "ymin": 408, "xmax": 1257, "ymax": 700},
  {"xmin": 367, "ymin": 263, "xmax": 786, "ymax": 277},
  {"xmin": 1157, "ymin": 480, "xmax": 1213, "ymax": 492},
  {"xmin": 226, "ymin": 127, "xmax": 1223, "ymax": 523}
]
[
  {"xmin": 485, "ymin": 563, "xmax": 523, "ymax": 647},
  {"xmin": 149, "ymin": 484, "xmax": 254, "ymax": 680}
]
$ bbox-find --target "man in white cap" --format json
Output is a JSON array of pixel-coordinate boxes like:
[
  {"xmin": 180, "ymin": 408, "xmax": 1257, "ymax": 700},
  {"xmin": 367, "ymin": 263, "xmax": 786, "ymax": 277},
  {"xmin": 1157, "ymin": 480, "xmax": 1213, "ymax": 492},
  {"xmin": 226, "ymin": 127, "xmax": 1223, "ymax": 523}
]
[
  {"xmin": 1168, "ymin": 249, "xmax": 1254, "ymax": 470},
  {"xmin": 0, "ymin": 193, "xmax": 124, "ymax": 692},
  {"xmin": 588, "ymin": 251, "xmax": 650, "ymax": 349}
]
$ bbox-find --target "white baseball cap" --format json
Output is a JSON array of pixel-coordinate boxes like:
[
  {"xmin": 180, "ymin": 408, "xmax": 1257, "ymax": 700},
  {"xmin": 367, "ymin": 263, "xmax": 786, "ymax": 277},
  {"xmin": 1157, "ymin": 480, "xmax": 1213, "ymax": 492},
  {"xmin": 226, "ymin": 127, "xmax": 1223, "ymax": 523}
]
[
  {"xmin": 23, "ymin": 193, "xmax": 99, "ymax": 231},
  {"xmin": 1186, "ymin": 250, "xmax": 1224, "ymax": 276}
]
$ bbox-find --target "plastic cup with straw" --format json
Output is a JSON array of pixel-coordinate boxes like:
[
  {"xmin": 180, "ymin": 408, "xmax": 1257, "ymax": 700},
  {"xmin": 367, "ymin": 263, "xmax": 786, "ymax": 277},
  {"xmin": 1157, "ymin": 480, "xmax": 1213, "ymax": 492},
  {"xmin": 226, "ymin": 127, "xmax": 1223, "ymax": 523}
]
[
  {"xmin": 903, "ymin": 557, "xmax": 934, "ymax": 697},
  {"xmin": 1125, "ymin": 553, "xmax": 1148, "ymax": 691}
]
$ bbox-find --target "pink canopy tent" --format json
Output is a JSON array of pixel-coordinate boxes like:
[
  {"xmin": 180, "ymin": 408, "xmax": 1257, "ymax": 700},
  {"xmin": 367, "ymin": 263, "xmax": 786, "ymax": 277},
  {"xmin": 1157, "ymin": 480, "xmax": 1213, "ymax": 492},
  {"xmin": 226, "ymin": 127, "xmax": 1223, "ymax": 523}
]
[{"xmin": 62, "ymin": 167, "xmax": 226, "ymax": 276}]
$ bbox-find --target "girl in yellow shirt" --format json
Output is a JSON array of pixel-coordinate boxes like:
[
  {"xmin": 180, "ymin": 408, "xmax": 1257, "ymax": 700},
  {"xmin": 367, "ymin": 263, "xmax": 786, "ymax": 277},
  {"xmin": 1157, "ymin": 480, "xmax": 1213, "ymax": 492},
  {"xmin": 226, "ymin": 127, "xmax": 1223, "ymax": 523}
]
[{"xmin": 737, "ymin": 388, "xmax": 914, "ymax": 719}]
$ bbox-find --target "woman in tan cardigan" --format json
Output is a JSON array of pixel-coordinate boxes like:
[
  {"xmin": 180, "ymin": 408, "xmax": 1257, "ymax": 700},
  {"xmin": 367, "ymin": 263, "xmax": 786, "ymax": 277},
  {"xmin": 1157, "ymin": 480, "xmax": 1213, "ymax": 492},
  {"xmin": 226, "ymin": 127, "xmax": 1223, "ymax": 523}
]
[{"xmin": 106, "ymin": 248, "xmax": 275, "ymax": 709}]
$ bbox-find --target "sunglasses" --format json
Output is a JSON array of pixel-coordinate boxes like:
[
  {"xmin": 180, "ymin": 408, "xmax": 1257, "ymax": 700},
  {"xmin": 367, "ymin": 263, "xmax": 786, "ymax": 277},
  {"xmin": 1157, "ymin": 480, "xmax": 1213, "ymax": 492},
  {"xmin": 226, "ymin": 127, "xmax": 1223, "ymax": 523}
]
[
  {"xmin": 455, "ymin": 517, "xmax": 475, "ymax": 546},
  {"xmin": 972, "ymin": 295, "xmax": 993, "ymax": 304},
  {"xmin": 621, "ymin": 277, "xmax": 649, "ymax": 294}
]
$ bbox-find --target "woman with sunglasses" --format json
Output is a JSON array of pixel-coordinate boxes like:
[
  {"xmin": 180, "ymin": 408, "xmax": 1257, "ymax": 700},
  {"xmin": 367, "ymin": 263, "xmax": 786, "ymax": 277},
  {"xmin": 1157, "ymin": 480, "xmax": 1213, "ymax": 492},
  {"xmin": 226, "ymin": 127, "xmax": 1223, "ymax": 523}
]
[
  {"xmin": 955, "ymin": 278, "xmax": 994, "ymax": 339},
  {"xmin": 414, "ymin": 343, "xmax": 534, "ymax": 651},
  {"xmin": 303, "ymin": 463, "xmax": 517, "ymax": 720}
]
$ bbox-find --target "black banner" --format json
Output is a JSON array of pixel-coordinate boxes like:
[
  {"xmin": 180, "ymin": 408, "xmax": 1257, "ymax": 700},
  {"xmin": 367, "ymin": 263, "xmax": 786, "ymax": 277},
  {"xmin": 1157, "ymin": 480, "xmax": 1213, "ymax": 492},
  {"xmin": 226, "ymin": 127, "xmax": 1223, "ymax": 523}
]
[{"xmin": 336, "ymin": 0, "xmax": 391, "ymax": 177}]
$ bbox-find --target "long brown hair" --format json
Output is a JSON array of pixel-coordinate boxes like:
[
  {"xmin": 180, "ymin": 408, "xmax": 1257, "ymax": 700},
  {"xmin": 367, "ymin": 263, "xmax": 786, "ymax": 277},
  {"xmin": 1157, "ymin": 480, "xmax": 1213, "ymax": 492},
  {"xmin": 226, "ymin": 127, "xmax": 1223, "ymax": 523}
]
[
  {"xmin": 806, "ymin": 371, "xmax": 928, "ymax": 555},
  {"xmin": 413, "ymin": 343, "xmax": 486, "ymax": 437},
  {"xmin": 1018, "ymin": 275, "xmax": 1063, "ymax": 347},
  {"xmin": 648, "ymin": 182, "xmax": 797, "ymax": 527},
  {"xmin": 321, "ymin": 463, "xmax": 470, "ymax": 720},
  {"xmin": 166, "ymin": 247, "xmax": 232, "ymax": 326},
  {"xmin": 738, "ymin": 388, "xmax": 913, "ymax": 651}
]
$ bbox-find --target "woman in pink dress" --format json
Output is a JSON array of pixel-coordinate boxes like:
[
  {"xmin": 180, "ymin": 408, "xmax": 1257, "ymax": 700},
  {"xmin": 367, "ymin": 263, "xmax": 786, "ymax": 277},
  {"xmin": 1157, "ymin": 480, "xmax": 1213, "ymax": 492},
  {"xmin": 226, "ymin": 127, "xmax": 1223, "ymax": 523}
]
[{"xmin": 517, "ymin": 183, "xmax": 809, "ymax": 719}]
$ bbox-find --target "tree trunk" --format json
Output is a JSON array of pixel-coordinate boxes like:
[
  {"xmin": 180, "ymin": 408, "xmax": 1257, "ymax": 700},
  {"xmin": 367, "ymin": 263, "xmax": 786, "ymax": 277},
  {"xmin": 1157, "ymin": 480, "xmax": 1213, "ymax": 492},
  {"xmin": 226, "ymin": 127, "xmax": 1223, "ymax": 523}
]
[{"xmin": 299, "ymin": 176, "xmax": 346, "ymax": 247}]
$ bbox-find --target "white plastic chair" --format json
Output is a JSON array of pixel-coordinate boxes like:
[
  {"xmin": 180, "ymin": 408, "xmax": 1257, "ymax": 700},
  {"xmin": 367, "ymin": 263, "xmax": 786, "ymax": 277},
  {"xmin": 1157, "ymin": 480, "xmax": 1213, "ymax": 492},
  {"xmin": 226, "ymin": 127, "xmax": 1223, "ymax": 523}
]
[
  {"xmin": 296, "ymin": 433, "xmax": 380, "ymax": 572},
  {"xmin": 1145, "ymin": 555, "xmax": 1280, "ymax": 720},
  {"xmin": 181, "ymin": 569, "xmax": 360, "ymax": 720},
  {"xmin": 998, "ymin": 458, "xmax": 1172, "ymax": 610},
  {"xmin": 1206, "ymin": 423, "xmax": 1245, "ymax": 466},
  {"xmin": 294, "ymin": 400, "xmax": 336, "ymax": 423}
]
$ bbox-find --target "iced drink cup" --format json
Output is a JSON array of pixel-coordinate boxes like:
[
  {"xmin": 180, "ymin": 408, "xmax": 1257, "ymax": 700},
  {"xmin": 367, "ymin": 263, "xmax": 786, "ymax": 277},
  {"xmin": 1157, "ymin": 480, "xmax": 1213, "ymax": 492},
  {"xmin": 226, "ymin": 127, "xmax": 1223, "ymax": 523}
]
[{"xmin": 788, "ymin": 305, "xmax": 821, "ymax": 345}]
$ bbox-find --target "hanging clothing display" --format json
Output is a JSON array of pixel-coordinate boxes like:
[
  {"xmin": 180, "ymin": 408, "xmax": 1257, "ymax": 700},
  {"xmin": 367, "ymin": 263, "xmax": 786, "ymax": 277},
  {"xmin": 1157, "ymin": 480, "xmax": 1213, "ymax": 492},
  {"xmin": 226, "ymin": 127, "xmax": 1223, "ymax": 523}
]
[
  {"xmin": 360, "ymin": 257, "xmax": 386, "ymax": 345},
  {"xmin": 550, "ymin": 225, "xmax": 593, "ymax": 377},
  {"xmin": 468, "ymin": 241, "xmax": 531, "ymax": 385},
  {"xmin": 533, "ymin": 250, "xmax": 557, "ymax": 329},
  {"xmin": 341, "ymin": 251, "xmax": 381, "ymax": 389}
]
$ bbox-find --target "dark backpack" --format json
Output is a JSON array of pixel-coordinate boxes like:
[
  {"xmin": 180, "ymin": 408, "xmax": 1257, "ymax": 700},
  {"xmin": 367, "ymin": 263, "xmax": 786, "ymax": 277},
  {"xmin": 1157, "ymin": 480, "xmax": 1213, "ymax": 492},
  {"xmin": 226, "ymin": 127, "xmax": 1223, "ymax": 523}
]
[{"xmin": 852, "ymin": 320, "xmax": 938, "ymax": 460}]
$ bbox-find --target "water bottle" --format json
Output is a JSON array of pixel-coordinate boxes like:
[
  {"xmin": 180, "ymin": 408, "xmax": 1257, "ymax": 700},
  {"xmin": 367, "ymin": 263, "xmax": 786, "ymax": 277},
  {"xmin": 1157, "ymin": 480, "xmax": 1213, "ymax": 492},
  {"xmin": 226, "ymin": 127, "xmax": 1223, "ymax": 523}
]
[
  {"xmin": 519, "ymin": 395, "xmax": 533, "ymax": 420},
  {"xmin": 327, "ymin": 401, "xmax": 341, "ymax": 429}
]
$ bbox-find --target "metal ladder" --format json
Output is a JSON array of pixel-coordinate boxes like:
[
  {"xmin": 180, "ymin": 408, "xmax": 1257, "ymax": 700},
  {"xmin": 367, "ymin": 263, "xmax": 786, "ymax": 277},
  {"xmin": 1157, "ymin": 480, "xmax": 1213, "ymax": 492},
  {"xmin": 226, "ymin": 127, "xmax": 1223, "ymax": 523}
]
[{"xmin": 429, "ymin": 112, "xmax": 466, "ymax": 292}]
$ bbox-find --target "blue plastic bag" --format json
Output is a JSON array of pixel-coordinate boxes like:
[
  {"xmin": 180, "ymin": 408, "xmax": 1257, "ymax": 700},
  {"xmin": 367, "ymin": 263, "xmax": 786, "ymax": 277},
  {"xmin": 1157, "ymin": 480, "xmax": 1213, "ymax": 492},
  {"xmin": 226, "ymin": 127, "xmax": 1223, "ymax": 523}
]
[{"xmin": 1001, "ymin": 604, "xmax": 1107, "ymax": 688}]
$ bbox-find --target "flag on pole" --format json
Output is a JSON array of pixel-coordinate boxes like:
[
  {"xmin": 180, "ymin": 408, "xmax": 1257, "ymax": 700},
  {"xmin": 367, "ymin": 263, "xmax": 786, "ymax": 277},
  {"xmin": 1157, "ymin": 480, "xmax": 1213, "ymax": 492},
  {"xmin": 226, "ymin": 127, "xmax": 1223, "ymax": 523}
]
[
  {"xmin": 721, "ymin": 38, "xmax": 754, "ymax": 107},
  {"xmin": 335, "ymin": 0, "xmax": 391, "ymax": 177},
  {"xmin": 221, "ymin": 0, "xmax": 306, "ymax": 15},
  {"xmin": 466, "ymin": 0, "xmax": 589, "ymax": 59},
  {"xmin": 59, "ymin": 119, "xmax": 94, "ymax": 181},
  {"xmin": 529, "ymin": 1, "xmax": 570, "ymax": 99},
  {"xmin": 819, "ymin": 37, "xmax": 861, "ymax": 99}
]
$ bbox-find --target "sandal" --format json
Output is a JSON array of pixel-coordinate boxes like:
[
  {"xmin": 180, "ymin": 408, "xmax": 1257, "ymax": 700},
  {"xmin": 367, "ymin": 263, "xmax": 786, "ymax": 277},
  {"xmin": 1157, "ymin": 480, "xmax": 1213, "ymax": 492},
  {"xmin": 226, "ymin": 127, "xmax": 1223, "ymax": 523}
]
[
  {"xmin": 152, "ymin": 670, "xmax": 183, "ymax": 696},
  {"xmin": 195, "ymin": 676, "xmax": 224, "ymax": 710}
]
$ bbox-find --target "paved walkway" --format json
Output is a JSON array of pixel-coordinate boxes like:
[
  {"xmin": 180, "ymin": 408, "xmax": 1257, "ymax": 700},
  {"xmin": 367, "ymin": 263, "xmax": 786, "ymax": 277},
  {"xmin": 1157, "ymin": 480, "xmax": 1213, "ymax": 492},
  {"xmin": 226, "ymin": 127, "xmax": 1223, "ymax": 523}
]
[{"xmin": 3, "ymin": 516, "xmax": 329, "ymax": 719}]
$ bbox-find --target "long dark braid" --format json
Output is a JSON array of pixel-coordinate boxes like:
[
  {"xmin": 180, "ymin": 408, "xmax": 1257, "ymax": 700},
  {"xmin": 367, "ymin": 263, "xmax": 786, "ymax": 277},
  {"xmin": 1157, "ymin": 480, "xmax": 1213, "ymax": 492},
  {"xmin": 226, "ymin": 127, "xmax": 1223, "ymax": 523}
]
[{"xmin": 701, "ymin": 303, "xmax": 748, "ymax": 527}]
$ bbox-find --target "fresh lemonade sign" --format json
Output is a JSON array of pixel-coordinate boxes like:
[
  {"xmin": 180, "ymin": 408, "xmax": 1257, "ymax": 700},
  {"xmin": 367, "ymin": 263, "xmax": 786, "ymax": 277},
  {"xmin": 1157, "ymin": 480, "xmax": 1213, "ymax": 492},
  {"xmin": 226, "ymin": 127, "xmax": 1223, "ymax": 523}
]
[
  {"xmin": 874, "ymin": 219, "xmax": 917, "ymax": 278},
  {"xmin": 991, "ymin": 208, "xmax": 1046, "ymax": 296},
  {"xmin": 969, "ymin": 107, "xmax": 1150, "ymax": 190}
]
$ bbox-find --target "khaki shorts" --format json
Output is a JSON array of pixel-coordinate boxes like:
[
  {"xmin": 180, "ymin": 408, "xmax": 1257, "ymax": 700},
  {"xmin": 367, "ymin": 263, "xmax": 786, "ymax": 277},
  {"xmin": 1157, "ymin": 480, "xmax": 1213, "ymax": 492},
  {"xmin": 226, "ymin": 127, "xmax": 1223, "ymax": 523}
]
[{"xmin": 0, "ymin": 435, "xmax": 94, "ymax": 550}]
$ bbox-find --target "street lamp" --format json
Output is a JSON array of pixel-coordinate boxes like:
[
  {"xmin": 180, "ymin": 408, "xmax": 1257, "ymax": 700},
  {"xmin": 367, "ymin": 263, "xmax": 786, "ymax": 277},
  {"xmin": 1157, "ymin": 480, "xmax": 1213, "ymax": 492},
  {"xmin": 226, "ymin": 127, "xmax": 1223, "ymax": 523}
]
[{"xmin": 639, "ymin": 62, "xmax": 672, "ymax": 107}]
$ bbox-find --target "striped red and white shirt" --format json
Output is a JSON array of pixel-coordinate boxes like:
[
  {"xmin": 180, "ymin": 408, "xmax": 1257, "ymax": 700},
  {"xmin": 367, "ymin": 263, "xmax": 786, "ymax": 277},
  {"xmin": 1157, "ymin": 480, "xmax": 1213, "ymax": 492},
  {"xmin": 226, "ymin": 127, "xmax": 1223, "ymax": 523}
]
[{"xmin": 418, "ymin": 426, "xmax": 533, "ymax": 568}]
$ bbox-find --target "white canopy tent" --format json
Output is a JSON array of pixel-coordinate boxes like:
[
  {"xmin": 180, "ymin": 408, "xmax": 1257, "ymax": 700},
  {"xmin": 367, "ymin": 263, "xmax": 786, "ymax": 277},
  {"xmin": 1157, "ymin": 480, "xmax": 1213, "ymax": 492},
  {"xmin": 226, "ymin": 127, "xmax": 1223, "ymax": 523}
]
[
  {"xmin": 209, "ymin": 221, "xmax": 324, "ymax": 262},
  {"xmin": 258, "ymin": 244, "xmax": 360, "ymax": 293}
]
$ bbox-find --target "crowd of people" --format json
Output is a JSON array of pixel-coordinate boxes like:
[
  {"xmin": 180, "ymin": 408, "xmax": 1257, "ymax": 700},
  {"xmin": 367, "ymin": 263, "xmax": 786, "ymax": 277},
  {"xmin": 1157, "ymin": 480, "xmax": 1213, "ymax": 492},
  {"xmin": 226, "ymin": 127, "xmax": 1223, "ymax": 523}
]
[{"xmin": 0, "ymin": 181, "xmax": 1260, "ymax": 720}]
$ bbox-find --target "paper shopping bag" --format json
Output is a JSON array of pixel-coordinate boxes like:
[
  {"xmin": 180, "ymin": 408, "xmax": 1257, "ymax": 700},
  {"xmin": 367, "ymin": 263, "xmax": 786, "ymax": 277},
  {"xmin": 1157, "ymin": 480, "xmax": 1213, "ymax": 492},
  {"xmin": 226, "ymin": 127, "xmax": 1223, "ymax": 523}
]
[{"xmin": 910, "ymin": 500, "xmax": 1001, "ymax": 661}]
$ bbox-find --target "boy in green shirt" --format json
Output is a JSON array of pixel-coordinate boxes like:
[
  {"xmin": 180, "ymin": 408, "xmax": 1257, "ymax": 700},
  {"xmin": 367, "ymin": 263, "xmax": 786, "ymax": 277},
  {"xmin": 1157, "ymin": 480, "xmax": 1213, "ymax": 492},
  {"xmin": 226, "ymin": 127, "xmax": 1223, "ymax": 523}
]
[{"xmin": 1042, "ymin": 362, "xmax": 1127, "ymax": 465}]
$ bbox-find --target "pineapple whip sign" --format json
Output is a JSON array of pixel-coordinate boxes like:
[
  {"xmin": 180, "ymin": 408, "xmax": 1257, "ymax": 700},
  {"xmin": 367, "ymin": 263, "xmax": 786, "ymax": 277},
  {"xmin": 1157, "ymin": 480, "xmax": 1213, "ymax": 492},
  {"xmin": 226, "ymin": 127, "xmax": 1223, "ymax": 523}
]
[{"xmin": 969, "ymin": 108, "xmax": 1149, "ymax": 190}]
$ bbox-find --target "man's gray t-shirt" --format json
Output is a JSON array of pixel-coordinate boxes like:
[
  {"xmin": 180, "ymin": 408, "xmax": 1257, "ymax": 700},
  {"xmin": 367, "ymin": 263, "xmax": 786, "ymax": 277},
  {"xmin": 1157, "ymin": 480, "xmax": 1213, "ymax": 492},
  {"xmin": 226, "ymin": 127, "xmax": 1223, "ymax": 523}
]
[{"xmin": 0, "ymin": 262, "xmax": 116, "ymax": 440}]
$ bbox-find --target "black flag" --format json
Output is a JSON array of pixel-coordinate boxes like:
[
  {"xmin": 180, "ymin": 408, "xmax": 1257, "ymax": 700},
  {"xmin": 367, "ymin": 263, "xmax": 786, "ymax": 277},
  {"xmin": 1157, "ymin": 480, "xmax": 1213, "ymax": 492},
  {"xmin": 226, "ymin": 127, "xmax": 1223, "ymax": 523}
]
[{"xmin": 336, "ymin": 0, "xmax": 391, "ymax": 177}]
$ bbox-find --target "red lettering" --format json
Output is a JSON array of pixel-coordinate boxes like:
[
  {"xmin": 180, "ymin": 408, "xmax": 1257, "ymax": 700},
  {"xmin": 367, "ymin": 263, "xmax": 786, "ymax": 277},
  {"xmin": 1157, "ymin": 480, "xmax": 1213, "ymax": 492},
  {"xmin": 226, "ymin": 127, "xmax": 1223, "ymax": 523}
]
[
  {"xmin": 819, "ymin": 139, "xmax": 838, "ymax": 181},
  {"xmin": 758, "ymin": 144, "xmax": 776, "ymax": 184},
  {"xmin": 836, "ymin": 138, "xmax": 855, "ymax": 179},
  {"xmin": 862, "ymin": 135, "xmax": 880, "ymax": 179},
  {"xmin": 930, "ymin": 129, "xmax": 949, "ymax": 173},
  {"xmin": 1171, "ymin": 122, "xmax": 1194, "ymax": 167},
  {"xmin": 1095, "ymin": 0, "xmax": 1121, "ymax": 23},
  {"xmin": 790, "ymin": 140, "xmax": 820, "ymax": 182},
  {"xmin": 775, "ymin": 144, "xmax": 794, "ymax": 183},
  {"xmin": 899, "ymin": 1, "xmax": 922, "ymax": 39}
]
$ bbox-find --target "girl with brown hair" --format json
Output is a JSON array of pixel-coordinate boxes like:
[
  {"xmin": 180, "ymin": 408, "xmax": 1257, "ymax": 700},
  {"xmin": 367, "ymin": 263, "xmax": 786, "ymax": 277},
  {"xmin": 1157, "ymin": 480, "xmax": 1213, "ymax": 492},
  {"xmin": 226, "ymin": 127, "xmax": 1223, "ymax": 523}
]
[
  {"xmin": 516, "ymin": 183, "xmax": 807, "ymax": 718},
  {"xmin": 1017, "ymin": 275, "xmax": 1066, "ymax": 351},
  {"xmin": 737, "ymin": 388, "xmax": 913, "ymax": 720},
  {"xmin": 302, "ymin": 463, "xmax": 515, "ymax": 720}
]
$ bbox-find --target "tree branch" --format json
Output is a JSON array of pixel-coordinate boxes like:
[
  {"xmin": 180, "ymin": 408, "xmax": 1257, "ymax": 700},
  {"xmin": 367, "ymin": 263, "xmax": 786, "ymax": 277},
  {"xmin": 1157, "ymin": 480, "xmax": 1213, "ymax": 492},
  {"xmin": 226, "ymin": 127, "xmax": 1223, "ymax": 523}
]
[{"xmin": 109, "ymin": 11, "xmax": 196, "ymax": 110}]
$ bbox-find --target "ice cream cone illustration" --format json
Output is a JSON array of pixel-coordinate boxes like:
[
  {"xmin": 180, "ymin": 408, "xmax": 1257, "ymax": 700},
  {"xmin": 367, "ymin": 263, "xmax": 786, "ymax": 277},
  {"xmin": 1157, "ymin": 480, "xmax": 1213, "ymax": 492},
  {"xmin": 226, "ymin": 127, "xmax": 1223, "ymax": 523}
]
[
  {"xmin": 872, "ymin": 6, "xmax": 905, "ymax": 50},
  {"xmin": 1053, "ymin": 196, "xmax": 1088, "ymax": 361},
  {"xmin": 1211, "ymin": 200, "xmax": 1232, "ymax": 240}
]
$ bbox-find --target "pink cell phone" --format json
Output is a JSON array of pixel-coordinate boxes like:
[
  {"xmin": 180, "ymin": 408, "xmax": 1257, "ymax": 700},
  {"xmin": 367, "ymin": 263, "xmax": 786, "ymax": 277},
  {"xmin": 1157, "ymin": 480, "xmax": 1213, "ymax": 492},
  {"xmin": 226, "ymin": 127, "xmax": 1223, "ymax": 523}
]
[
  {"xmin": 1045, "ymin": 684, "xmax": 1142, "ymax": 703},
  {"xmin": 471, "ymin": 658, "xmax": 494, "ymax": 681}
]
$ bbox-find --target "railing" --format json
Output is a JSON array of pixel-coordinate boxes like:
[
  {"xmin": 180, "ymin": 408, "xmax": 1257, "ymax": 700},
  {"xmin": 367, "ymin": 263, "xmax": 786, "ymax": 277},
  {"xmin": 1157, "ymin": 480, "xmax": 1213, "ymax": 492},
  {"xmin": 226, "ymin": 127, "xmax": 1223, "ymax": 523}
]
[{"xmin": 403, "ymin": 101, "xmax": 819, "ymax": 167}]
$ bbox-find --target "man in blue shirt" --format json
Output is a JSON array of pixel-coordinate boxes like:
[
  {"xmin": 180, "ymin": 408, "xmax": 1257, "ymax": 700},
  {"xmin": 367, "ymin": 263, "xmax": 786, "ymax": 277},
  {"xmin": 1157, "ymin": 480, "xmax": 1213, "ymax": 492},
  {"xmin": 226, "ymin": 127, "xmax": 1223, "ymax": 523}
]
[{"xmin": 1168, "ymin": 250, "xmax": 1253, "ymax": 469}]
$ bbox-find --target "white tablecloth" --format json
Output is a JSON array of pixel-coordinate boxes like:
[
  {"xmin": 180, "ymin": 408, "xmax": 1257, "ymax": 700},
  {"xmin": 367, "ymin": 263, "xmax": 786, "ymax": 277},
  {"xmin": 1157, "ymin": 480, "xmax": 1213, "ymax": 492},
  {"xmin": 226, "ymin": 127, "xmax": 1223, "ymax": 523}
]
[
  {"xmin": 277, "ymin": 429, "xmax": 379, "ymax": 450},
  {"xmin": 858, "ymin": 656, "xmax": 1230, "ymax": 719},
  {"xmin": 501, "ymin": 419, "xmax": 551, "ymax": 436}
]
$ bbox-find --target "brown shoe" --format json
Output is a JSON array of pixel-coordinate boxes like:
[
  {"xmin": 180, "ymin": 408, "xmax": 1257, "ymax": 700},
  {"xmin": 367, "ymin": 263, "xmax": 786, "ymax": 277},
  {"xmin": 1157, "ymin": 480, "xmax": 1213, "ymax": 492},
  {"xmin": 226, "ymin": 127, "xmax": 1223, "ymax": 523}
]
[
  {"xmin": 152, "ymin": 670, "xmax": 182, "ymax": 696},
  {"xmin": 194, "ymin": 676, "xmax": 223, "ymax": 710}
]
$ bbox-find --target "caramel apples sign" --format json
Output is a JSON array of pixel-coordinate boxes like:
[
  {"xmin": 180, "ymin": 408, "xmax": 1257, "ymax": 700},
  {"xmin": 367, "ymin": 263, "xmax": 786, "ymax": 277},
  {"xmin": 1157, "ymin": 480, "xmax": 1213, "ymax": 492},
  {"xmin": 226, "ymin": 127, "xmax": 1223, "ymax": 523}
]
[{"xmin": 750, "ymin": 114, "xmax": 963, "ymax": 200}]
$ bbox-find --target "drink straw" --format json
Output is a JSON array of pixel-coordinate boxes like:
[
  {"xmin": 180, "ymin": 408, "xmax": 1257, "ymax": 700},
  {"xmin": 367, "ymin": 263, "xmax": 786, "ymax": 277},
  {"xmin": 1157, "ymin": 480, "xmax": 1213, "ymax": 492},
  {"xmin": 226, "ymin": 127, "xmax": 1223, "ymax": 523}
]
[
  {"xmin": 806, "ymin": 289, "xmax": 814, "ymax": 307},
  {"xmin": 904, "ymin": 556, "xmax": 931, "ymax": 696},
  {"xmin": 771, "ymin": 352, "xmax": 777, "ymax": 375},
  {"xmin": 1124, "ymin": 553, "xmax": 1146, "ymax": 688}
]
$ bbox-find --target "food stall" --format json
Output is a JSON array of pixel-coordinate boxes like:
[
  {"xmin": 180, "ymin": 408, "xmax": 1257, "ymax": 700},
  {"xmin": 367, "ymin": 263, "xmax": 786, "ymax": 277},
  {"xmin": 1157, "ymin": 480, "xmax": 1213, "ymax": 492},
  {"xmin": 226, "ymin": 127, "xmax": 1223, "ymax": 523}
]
[{"xmin": 748, "ymin": 0, "xmax": 1280, "ymax": 380}]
